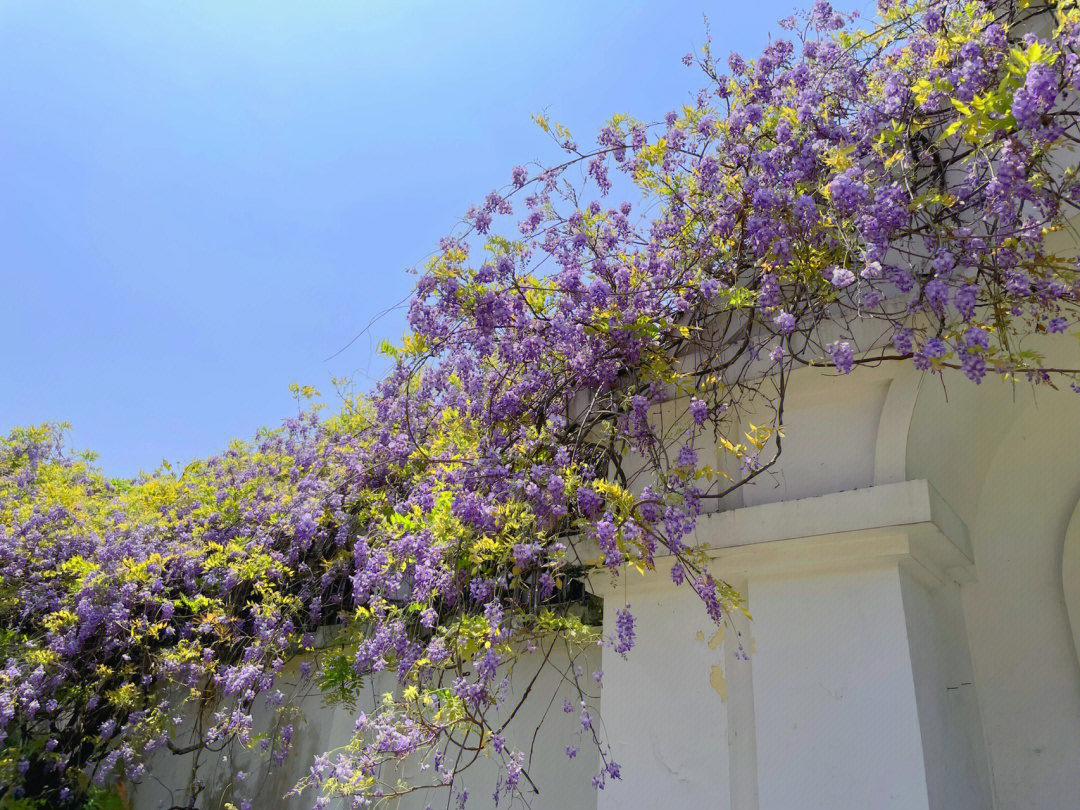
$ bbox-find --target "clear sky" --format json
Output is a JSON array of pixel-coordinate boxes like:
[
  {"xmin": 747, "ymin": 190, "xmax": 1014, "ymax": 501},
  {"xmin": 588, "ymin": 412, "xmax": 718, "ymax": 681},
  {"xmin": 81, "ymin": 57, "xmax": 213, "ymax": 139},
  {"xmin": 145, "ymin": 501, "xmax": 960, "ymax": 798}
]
[{"xmin": 0, "ymin": 0, "xmax": 864, "ymax": 477}]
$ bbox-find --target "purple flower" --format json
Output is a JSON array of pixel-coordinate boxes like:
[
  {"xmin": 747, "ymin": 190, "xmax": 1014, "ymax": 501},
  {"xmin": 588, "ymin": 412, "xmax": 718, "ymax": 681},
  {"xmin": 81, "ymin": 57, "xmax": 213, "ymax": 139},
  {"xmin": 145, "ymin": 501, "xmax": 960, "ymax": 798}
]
[
  {"xmin": 1005, "ymin": 271, "xmax": 1032, "ymax": 297},
  {"xmin": 828, "ymin": 171, "xmax": 868, "ymax": 213},
  {"xmin": 963, "ymin": 327, "xmax": 990, "ymax": 350},
  {"xmin": 962, "ymin": 352, "xmax": 987, "ymax": 384},
  {"xmin": 613, "ymin": 606, "xmax": 636, "ymax": 658},
  {"xmin": 955, "ymin": 285, "xmax": 978, "ymax": 319},
  {"xmin": 577, "ymin": 487, "xmax": 604, "ymax": 519},
  {"xmin": 826, "ymin": 340, "xmax": 854, "ymax": 374},
  {"xmin": 670, "ymin": 561, "xmax": 685, "ymax": 585},
  {"xmin": 829, "ymin": 267, "xmax": 855, "ymax": 288},
  {"xmin": 773, "ymin": 310, "xmax": 796, "ymax": 334},
  {"xmin": 689, "ymin": 398, "xmax": 708, "ymax": 426},
  {"xmin": 758, "ymin": 273, "xmax": 781, "ymax": 307},
  {"xmin": 1012, "ymin": 62, "xmax": 1058, "ymax": 128},
  {"xmin": 924, "ymin": 279, "xmax": 949, "ymax": 311}
]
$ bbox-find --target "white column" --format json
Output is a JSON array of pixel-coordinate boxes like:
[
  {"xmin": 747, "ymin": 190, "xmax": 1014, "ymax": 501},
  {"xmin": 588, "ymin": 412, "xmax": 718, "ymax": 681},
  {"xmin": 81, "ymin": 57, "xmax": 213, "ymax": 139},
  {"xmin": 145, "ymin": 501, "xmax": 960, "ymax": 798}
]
[
  {"xmin": 708, "ymin": 480, "xmax": 990, "ymax": 810},
  {"xmin": 595, "ymin": 480, "xmax": 992, "ymax": 810},
  {"xmin": 748, "ymin": 564, "xmax": 929, "ymax": 810}
]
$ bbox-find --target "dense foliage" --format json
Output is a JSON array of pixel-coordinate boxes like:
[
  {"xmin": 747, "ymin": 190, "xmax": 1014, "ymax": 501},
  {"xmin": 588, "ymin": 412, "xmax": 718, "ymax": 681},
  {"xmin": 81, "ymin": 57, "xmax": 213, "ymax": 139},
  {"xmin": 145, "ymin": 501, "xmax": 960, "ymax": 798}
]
[{"xmin": 5, "ymin": 0, "xmax": 1080, "ymax": 807}]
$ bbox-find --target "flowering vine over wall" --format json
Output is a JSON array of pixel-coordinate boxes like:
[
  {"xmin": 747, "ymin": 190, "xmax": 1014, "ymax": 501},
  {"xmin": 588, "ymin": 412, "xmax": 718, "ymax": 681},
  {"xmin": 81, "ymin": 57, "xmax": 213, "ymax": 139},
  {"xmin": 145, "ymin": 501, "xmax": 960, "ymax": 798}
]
[{"xmin": 4, "ymin": 0, "xmax": 1080, "ymax": 807}]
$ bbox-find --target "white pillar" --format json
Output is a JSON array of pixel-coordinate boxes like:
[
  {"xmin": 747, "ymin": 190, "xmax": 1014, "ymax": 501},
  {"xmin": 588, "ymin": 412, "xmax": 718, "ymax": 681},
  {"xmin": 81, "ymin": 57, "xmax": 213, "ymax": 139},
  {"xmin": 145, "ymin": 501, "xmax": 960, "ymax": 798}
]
[
  {"xmin": 596, "ymin": 480, "xmax": 992, "ymax": 810},
  {"xmin": 749, "ymin": 564, "xmax": 929, "ymax": 810}
]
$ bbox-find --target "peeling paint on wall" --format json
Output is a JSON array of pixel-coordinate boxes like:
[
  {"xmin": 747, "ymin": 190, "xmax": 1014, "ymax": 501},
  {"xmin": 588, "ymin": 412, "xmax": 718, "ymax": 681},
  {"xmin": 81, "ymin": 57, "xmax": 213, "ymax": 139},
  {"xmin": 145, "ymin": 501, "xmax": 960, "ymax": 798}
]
[
  {"xmin": 710, "ymin": 664, "xmax": 728, "ymax": 701},
  {"xmin": 708, "ymin": 628, "xmax": 724, "ymax": 650}
]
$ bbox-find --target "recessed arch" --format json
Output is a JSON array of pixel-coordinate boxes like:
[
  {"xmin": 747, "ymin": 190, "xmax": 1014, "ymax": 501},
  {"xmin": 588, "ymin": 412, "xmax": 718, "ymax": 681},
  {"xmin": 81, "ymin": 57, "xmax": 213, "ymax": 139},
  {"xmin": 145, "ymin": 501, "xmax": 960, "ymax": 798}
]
[
  {"xmin": 873, "ymin": 365, "xmax": 923, "ymax": 486},
  {"xmin": 1063, "ymin": 496, "xmax": 1080, "ymax": 671},
  {"xmin": 961, "ymin": 391, "xmax": 1080, "ymax": 809}
]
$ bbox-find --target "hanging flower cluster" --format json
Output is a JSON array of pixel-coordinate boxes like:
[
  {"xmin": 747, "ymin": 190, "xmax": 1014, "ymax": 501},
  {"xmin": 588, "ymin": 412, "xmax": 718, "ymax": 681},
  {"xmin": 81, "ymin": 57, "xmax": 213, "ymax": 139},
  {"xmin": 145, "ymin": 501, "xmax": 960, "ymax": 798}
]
[{"xmin": 5, "ymin": 1, "xmax": 1080, "ymax": 807}]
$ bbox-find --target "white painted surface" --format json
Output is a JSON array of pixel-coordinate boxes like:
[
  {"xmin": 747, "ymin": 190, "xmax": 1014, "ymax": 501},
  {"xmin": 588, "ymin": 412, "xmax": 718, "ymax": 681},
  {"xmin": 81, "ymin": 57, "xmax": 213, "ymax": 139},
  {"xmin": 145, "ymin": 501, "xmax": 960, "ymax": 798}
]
[
  {"xmin": 597, "ymin": 478, "xmax": 989, "ymax": 810},
  {"xmin": 597, "ymin": 569, "xmax": 732, "ymax": 810},
  {"xmin": 134, "ymin": 644, "xmax": 601, "ymax": 810},
  {"xmin": 873, "ymin": 369, "xmax": 923, "ymax": 487},
  {"xmin": 749, "ymin": 565, "xmax": 929, "ymax": 810},
  {"xmin": 898, "ymin": 570, "xmax": 991, "ymax": 810},
  {"xmin": 1063, "ymin": 496, "xmax": 1080, "ymax": 672},
  {"xmin": 133, "ymin": 350, "xmax": 1080, "ymax": 810},
  {"xmin": 738, "ymin": 372, "xmax": 890, "ymax": 508},
  {"xmin": 958, "ymin": 389, "xmax": 1080, "ymax": 810},
  {"xmin": 692, "ymin": 478, "xmax": 969, "ymax": 562}
]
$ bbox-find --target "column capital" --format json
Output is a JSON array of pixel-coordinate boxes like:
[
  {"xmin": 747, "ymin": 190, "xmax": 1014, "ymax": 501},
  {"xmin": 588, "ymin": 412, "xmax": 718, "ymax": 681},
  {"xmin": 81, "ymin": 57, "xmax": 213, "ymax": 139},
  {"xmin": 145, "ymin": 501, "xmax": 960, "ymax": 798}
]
[{"xmin": 692, "ymin": 479, "xmax": 973, "ymax": 587}]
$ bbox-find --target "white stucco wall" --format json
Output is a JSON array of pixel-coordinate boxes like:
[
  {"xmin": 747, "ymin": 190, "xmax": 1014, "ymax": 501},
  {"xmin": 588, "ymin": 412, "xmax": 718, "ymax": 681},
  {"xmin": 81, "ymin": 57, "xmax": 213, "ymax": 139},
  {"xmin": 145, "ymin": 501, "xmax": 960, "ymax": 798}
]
[
  {"xmin": 594, "ymin": 357, "xmax": 1080, "ymax": 810},
  {"xmin": 749, "ymin": 565, "xmax": 929, "ymax": 810},
  {"xmin": 899, "ymin": 569, "xmax": 991, "ymax": 810},
  {"xmin": 134, "ymin": 355, "xmax": 1080, "ymax": 810},
  {"xmin": 596, "ymin": 566, "xmax": 734, "ymax": 810},
  {"xmin": 951, "ymin": 388, "xmax": 1080, "ymax": 809},
  {"xmin": 133, "ymin": 644, "xmax": 601, "ymax": 810}
]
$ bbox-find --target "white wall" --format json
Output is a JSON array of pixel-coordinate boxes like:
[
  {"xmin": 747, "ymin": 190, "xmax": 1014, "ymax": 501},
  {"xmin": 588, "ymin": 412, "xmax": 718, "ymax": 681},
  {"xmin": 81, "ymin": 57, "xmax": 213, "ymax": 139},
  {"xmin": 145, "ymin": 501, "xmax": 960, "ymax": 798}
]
[
  {"xmin": 899, "ymin": 570, "xmax": 991, "ymax": 810},
  {"xmin": 133, "ymin": 644, "xmax": 601, "ymax": 810},
  {"xmin": 597, "ymin": 565, "xmax": 735, "ymax": 810},
  {"xmin": 749, "ymin": 565, "xmax": 929, "ymax": 810},
  {"xmin": 950, "ymin": 387, "xmax": 1080, "ymax": 809},
  {"xmin": 133, "ymin": 356, "xmax": 1080, "ymax": 810}
]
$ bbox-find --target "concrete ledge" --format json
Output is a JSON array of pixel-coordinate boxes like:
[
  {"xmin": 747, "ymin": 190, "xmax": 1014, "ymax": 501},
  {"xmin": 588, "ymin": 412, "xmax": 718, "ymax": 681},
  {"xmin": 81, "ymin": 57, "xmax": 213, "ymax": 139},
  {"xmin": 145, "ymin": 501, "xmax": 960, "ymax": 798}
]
[
  {"xmin": 690, "ymin": 479, "xmax": 973, "ymax": 586},
  {"xmin": 578, "ymin": 480, "xmax": 974, "ymax": 589},
  {"xmin": 695, "ymin": 479, "xmax": 966, "ymax": 553}
]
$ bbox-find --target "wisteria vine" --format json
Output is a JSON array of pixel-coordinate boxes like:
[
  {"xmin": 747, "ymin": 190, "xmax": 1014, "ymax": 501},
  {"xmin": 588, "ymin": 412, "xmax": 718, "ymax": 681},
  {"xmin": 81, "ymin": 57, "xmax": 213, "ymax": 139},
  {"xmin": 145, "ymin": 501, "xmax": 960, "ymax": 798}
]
[{"xmin": 5, "ymin": 0, "xmax": 1080, "ymax": 807}]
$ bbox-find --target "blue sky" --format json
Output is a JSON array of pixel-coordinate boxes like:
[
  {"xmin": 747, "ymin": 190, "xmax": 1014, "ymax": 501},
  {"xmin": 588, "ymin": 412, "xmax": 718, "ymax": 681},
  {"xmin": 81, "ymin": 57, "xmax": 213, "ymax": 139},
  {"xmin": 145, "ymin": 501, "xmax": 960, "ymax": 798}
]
[{"xmin": 0, "ymin": 0, "xmax": 864, "ymax": 476}]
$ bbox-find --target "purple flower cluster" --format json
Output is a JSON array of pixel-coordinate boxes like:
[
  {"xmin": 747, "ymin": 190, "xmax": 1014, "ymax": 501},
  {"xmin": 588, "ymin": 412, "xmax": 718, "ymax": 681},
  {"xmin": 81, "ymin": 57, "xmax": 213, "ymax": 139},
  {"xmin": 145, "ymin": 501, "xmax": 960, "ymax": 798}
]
[{"xmin": 612, "ymin": 606, "xmax": 636, "ymax": 658}]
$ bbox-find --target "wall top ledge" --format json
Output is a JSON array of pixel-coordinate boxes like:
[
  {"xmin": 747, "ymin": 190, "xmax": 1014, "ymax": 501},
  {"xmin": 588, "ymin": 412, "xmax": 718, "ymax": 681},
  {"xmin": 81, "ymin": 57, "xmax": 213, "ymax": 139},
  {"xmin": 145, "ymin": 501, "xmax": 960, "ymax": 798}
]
[{"xmin": 689, "ymin": 479, "xmax": 973, "ymax": 586}]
